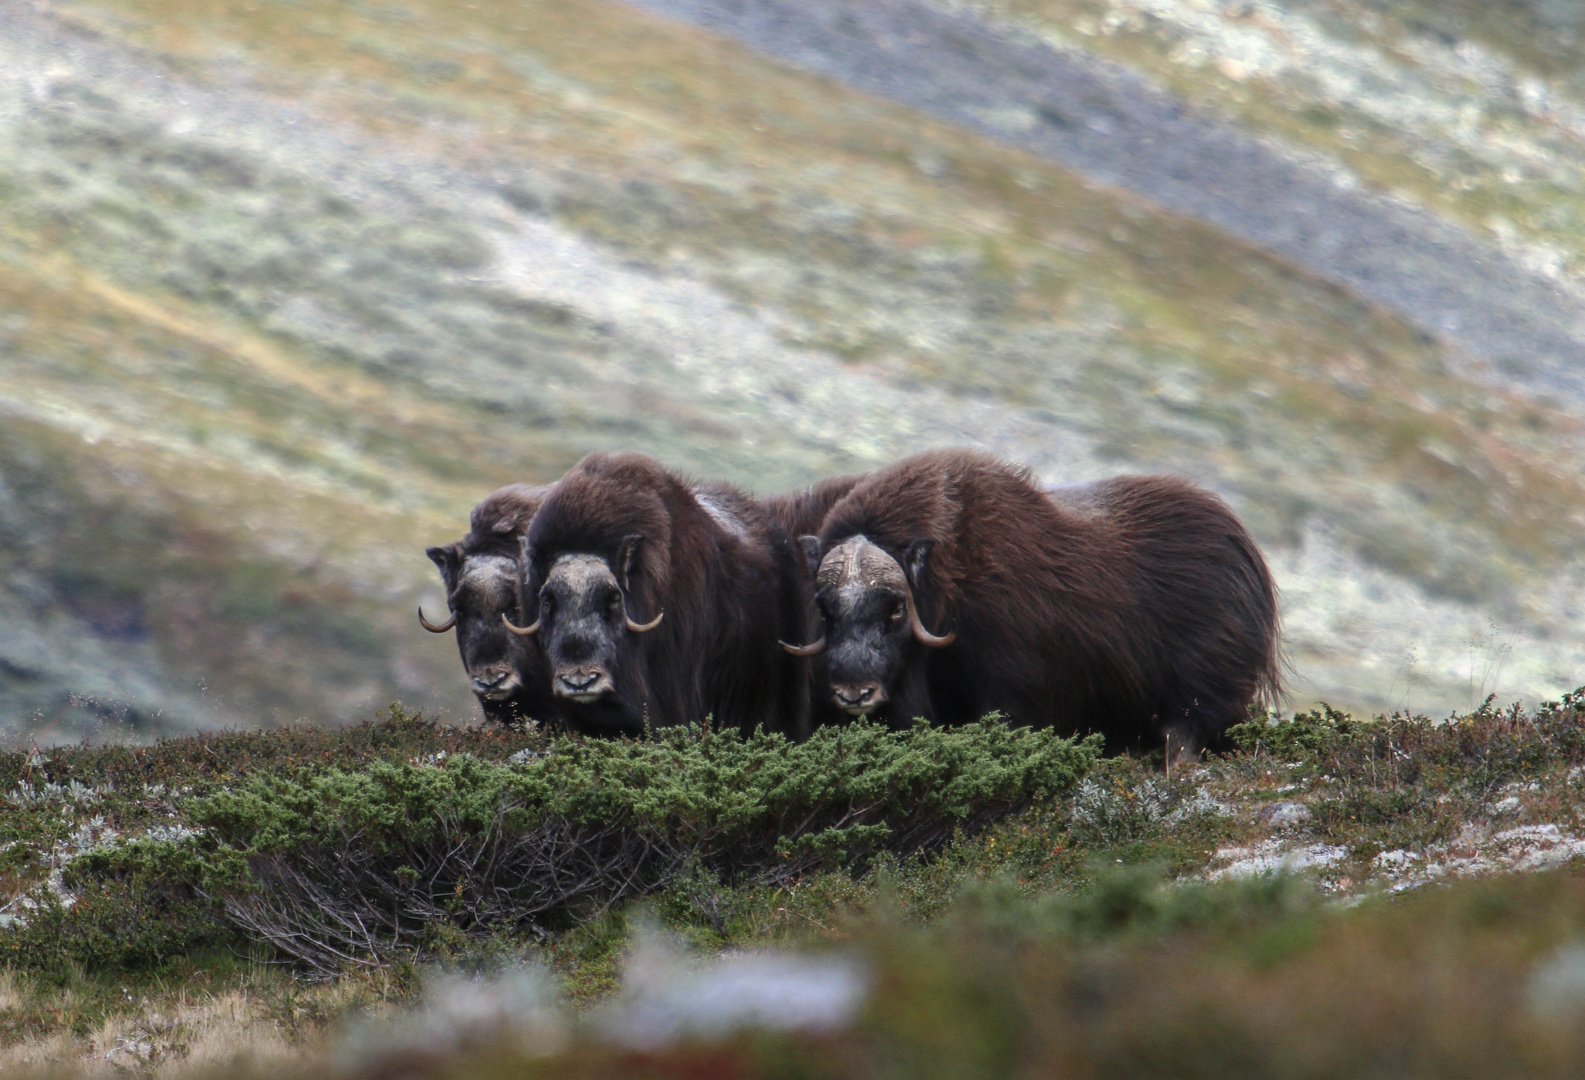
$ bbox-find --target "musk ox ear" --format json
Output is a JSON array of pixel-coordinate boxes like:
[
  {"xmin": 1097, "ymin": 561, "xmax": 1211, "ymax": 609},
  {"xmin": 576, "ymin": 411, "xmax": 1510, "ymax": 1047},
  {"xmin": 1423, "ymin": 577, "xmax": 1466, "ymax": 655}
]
[
  {"xmin": 901, "ymin": 538, "xmax": 935, "ymax": 590},
  {"xmin": 798, "ymin": 535, "xmax": 824, "ymax": 578},
  {"xmin": 426, "ymin": 545, "xmax": 462, "ymax": 592}
]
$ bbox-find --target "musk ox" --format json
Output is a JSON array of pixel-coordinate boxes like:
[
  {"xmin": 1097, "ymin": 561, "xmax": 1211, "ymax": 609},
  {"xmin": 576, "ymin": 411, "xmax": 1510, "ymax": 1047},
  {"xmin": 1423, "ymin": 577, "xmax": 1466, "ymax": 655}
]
[
  {"xmin": 505, "ymin": 452, "xmax": 813, "ymax": 738},
  {"xmin": 786, "ymin": 449, "xmax": 1281, "ymax": 757},
  {"xmin": 759, "ymin": 472, "xmax": 870, "ymax": 731},
  {"xmin": 421, "ymin": 484, "xmax": 554, "ymax": 725}
]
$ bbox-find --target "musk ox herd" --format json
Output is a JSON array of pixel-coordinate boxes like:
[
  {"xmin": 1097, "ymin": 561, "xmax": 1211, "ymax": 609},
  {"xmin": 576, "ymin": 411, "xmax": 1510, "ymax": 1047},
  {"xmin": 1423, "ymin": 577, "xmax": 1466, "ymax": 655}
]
[{"xmin": 421, "ymin": 449, "xmax": 1281, "ymax": 758}]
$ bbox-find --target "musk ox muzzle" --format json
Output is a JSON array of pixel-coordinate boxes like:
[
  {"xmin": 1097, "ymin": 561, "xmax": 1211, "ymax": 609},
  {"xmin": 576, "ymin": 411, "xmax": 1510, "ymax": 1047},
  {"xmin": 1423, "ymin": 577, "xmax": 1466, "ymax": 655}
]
[
  {"xmin": 553, "ymin": 665, "xmax": 616, "ymax": 702},
  {"xmin": 470, "ymin": 665, "xmax": 522, "ymax": 701},
  {"xmin": 832, "ymin": 681, "xmax": 887, "ymax": 715}
]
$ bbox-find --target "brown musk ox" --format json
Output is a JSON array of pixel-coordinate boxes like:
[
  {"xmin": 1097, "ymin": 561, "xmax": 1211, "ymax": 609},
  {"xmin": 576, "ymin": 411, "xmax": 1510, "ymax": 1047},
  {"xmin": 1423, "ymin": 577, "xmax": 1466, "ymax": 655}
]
[
  {"xmin": 760, "ymin": 472, "xmax": 868, "ymax": 538},
  {"xmin": 759, "ymin": 471, "xmax": 871, "ymax": 731},
  {"xmin": 787, "ymin": 449, "xmax": 1281, "ymax": 757},
  {"xmin": 505, "ymin": 452, "xmax": 813, "ymax": 738},
  {"xmin": 421, "ymin": 484, "xmax": 556, "ymax": 725}
]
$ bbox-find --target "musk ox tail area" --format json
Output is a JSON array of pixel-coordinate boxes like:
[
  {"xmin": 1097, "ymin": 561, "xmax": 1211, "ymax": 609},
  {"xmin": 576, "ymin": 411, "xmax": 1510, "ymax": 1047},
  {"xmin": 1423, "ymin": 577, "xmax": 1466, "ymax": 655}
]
[{"xmin": 1064, "ymin": 475, "xmax": 1283, "ymax": 754}]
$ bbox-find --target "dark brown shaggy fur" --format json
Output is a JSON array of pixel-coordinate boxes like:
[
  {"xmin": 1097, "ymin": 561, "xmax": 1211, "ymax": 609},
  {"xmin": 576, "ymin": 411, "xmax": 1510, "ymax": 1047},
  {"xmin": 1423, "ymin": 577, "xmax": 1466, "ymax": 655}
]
[
  {"xmin": 427, "ymin": 484, "xmax": 554, "ymax": 726},
  {"xmin": 761, "ymin": 473, "xmax": 868, "ymax": 538},
  {"xmin": 813, "ymin": 449, "xmax": 1281, "ymax": 751},
  {"xmin": 522, "ymin": 452, "xmax": 812, "ymax": 738},
  {"xmin": 468, "ymin": 483, "xmax": 545, "ymax": 542}
]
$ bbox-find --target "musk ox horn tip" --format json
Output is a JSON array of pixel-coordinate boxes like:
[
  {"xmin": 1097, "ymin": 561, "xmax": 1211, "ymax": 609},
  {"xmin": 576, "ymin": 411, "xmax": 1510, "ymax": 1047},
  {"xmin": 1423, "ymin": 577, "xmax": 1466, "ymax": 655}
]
[
  {"xmin": 905, "ymin": 593, "xmax": 955, "ymax": 648},
  {"xmin": 418, "ymin": 606, "xmax": 456, "ymax": 633},
  {"xmin": 779, "ymin": 636, "xmax": 827, "ymax": 657},
  {"xmin": 626, "ymin": 609, "xmax": 664, "ymax": 633},
  {"xmin": 502, "ymin": 612, "xmax": 541, "ymax": 636}
]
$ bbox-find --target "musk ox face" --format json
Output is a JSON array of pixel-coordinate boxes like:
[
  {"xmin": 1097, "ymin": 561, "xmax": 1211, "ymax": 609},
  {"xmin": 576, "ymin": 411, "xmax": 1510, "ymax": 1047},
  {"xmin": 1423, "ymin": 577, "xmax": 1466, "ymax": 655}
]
[
  {"xmin": 518, "ymin": 543, "xmax": 665, "ymax": 706},
  {"xmin": 800, "ymin": 535, "xmax": 954, "ymax": 716},
  {"xmin": 424, "ymin": 548, "xmax": 530, "ymax": 704},
  {"xmin": 535, "ymin": 553, "xmax": 628, "ymax": 703}
]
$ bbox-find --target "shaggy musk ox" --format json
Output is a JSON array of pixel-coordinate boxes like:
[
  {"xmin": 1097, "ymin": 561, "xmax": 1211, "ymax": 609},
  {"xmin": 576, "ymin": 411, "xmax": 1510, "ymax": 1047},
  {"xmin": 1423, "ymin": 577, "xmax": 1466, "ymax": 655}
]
[
  {"xmin": 759, "ymin": 471, "xmax": 871, "ymax": 731},
  {"xmin": 421, "ymin": 484, "xmax": 554, "ymax": 725},
  {"xmin": 788, "ymin": 450, "xmax": 1281, "ymax": 756},
  {"xmin": 506, "ymin": 452, "xmax": 812, "ymax": 738}
]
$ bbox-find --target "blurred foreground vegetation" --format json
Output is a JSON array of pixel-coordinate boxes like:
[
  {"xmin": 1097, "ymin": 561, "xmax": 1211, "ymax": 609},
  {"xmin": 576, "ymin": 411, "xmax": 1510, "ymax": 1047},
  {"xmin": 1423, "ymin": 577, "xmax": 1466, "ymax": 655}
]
[{"xmin": 3, "ymin": 697, "xmax": 1585, "ymax": 1075}]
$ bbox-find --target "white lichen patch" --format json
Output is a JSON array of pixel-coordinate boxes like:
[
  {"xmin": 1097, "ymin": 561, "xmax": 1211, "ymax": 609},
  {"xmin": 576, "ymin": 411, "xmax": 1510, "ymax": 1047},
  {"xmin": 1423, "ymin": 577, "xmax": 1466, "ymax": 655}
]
[
  {"xmin": 0, "ymin": 778, "xmax": 205, "ymax": 929},
  {"xmin": 1207, "ymin": 841, "xmax": 1349, "ymax": 881}
]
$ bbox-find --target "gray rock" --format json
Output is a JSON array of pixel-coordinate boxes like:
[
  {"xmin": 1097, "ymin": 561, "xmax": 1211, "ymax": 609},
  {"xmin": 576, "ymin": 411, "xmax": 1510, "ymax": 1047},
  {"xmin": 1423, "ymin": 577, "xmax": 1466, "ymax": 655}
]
[{"xmin": 1260, "ymin": 801, "xmax": 1313, "ymax": 829}]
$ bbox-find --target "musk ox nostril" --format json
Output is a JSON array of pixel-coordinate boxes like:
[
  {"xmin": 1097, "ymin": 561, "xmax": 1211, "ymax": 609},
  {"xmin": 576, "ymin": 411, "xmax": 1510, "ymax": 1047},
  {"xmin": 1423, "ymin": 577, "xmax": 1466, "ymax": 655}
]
[
  {"xmin": 552, "ymin": 666, "xmax": 615, "ymax": 703},
  {"xmin": 833, "ymin": 683, "xmax": 881, "ymax": 710}
]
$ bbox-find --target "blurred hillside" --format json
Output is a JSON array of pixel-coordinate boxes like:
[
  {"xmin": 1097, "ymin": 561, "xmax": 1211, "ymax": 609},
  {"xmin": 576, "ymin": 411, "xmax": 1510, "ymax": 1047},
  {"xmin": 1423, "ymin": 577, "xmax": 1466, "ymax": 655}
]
[{"xmin": 3, "ymin": 0, "xmax": 1585, "ymax": 741}]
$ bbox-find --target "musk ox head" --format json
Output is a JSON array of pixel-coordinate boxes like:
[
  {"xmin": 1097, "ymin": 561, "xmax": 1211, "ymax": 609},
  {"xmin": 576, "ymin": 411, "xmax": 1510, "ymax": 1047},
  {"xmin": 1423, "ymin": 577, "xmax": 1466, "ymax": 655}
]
[
  {"xmin": 786, "ymin": 535, "xmax": 954, "ymax": 716},
  {"xmin": 422, "ymin": 545, "xmax": 534, "ymax": 705},
  {"xmin": 503, "ymin": 536, "xmax": 662, "ymax": 705}
]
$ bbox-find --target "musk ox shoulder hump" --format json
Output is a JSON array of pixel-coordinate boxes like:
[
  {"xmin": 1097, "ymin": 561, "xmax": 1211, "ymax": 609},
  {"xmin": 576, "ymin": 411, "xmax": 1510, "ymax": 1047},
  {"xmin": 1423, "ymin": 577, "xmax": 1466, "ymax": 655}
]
[
  {"xmin": 691, "ymin": 486, "xmax": 750, "ymax": 541},
  {"xmin": 469, "ymin": 483, "xmax": 548, "ymax": 540}
]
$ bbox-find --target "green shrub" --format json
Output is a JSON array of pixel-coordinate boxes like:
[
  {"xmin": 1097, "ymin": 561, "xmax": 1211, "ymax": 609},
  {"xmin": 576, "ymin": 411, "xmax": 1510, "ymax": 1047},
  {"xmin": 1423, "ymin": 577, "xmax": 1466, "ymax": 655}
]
[
  {"xmin": 1, "ymin": 880, "xmax": 235, "ymax": 980},
  {"xmin": 72, "ymin": 720, "xmax": 1098, "ymax": 976},
  {"xmin": 1228, "ymin": 693, "xmax": 1585, "ymax": 787}
]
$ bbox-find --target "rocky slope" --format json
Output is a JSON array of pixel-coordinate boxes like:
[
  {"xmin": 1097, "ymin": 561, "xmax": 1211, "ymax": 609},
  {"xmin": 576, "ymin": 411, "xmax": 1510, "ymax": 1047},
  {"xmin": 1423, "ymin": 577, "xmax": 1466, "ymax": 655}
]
[{"xmin": 3, "ymin": 0, "xmax": 1585, "ymax": 740}]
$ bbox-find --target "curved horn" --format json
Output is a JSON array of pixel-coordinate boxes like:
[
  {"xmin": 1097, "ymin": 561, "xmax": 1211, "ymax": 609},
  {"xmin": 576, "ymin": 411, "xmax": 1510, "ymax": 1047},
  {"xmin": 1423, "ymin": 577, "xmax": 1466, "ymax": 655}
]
[
  {"xmin": 418, "ymin": 606, "xmax": 456, "ymax": 633},
  {"xmin": 626, "ymin": 609, "xmax": 664, "ymax": 633},
  {"xmin": 779, "ymin": 636, "xmax": 827, "ymax": 657},
  {"xmin": 502, "ymin": 612, "xmax": 540, "ymax": 637},
  {"xmin": 904, "ymin": 591, "xmax": 955, "ymax": 648}
]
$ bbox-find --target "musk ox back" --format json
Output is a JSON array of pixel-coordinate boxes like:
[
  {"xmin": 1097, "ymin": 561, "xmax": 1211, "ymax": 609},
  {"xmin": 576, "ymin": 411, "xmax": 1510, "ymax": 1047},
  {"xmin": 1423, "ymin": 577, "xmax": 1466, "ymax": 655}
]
[
  {"xmin": 422, "ymin": 484, "xmax": 554, "ymax": 725},
  {"xmin": 761, "ymin": 473, "xmax": 868, "ymax": 538},
  {"xmin": 511, "ymin": 452, "xmax": 811, "ymax": 738},
  {"xmin": 795, "ymin": 449, "xmax": 1280, "ymax": 755}
]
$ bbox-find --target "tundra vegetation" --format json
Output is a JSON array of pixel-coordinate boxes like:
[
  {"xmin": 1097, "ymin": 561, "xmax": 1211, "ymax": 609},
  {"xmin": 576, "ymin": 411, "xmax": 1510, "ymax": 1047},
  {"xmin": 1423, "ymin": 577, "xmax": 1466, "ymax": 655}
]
[{"xmin": 5, "ymin": 696, "xmax": 1585, "ymax": 1076}]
